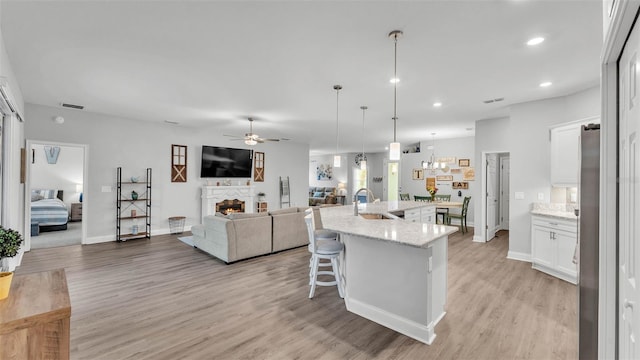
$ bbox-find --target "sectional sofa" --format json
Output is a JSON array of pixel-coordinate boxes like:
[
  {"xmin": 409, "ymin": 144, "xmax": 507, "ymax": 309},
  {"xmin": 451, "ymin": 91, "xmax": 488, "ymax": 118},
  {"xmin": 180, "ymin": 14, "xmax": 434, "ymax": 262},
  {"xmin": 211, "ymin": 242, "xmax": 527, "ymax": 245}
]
[{"xmin": 191, "ymin": 207, "xmax": 310, "ymax": 263}]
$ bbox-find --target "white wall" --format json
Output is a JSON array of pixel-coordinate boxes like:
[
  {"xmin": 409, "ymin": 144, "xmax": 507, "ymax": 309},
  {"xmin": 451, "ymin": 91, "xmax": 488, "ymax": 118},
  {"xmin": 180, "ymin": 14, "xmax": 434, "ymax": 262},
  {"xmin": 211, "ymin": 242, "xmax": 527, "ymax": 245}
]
[
  {"xmin": 400, "ymin": 136, "xmax": 475, "ymax": 223},
  {"xmin": 25, "ymin": 103, "xmax": 310, "ymax": 243},
  {"xmin": 474, "ymin": 86, "xmax": 600, "ymax": 258},
  {"xmin": 30, "ymin": 143, "xmax": 84, "ymax": 207}
]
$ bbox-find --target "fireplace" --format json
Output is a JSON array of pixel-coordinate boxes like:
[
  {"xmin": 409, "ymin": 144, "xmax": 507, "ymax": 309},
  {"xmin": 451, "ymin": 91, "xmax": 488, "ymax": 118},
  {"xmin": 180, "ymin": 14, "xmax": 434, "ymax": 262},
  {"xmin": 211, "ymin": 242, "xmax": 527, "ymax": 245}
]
[
  {"xmin": 216, "ymin": 199, "xmax": 246, "ymax": 215},
  {"xmin": 201, "ymin": 185, "xmax": 255, "ymax": 221}
]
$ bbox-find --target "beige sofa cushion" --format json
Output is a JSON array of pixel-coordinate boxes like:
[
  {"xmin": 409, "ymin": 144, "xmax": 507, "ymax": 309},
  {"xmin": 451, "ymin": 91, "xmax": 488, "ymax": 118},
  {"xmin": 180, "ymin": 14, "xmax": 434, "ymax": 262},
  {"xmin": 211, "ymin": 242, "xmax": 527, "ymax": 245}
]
[{"xmin": 271, "ymin": 207, "xmax": 308, "ymax": 252}]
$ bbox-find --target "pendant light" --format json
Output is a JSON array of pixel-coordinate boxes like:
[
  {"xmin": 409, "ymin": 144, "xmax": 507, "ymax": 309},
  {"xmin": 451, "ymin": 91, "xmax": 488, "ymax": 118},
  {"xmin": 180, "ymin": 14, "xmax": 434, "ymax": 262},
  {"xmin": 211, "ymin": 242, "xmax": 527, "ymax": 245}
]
[
  {"xmin": 422, "ymin": 133, "xmax": 444, "ymax": 171},
  {"xmin": 360, "ymin": 106, "xmax": 368, "ymax": 170},
  {"xmin": 333, "ymin": 84, "xmax": 342, "ymax": 167},
  {"xmin": 389, "ymin": 30, "xmax": 403, "ymax": 161}
]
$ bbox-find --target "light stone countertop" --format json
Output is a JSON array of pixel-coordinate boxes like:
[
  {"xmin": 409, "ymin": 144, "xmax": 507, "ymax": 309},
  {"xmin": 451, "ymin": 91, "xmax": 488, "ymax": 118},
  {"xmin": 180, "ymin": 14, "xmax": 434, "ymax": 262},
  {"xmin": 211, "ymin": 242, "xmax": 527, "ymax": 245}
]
[
  {"xmin": 530, "ymin": 209, "xmax": 577, "ymax": 221},
  {"xmin": 530, "ymin": 202, "xmax": 578, "ymax": 221},
  {"xmin": 319, "ymin": 201, "xmax": 458, "ymax": 248}
]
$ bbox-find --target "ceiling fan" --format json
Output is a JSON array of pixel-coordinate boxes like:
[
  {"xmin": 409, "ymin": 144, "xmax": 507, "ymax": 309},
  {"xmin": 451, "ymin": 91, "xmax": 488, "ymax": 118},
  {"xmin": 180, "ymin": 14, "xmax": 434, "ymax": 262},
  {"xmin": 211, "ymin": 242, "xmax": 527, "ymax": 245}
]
[{"xmin": 224, "ymin": 118, "xmax": 284, "ymax": 145}]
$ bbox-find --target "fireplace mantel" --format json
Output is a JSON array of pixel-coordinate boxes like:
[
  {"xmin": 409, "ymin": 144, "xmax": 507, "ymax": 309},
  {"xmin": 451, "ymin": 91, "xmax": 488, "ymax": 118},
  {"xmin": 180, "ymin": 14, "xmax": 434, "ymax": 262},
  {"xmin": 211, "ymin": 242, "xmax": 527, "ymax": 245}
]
[{"xmin": 201, "ymin": 185, "xmax": 255, "ymax": 220}]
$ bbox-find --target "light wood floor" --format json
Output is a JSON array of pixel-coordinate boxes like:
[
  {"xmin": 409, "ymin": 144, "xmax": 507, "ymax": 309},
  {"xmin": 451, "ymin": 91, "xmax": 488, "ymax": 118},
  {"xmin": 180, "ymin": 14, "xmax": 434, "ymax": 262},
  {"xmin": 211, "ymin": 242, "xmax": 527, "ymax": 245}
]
[{"xmin": 17, "ymin": 228, "xmax": 577, "ymax": 360}]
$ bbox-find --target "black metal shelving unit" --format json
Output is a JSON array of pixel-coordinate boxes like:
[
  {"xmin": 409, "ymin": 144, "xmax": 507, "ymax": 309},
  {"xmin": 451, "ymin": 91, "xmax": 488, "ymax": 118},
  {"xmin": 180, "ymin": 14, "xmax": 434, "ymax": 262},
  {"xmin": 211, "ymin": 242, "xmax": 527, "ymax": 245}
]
[{"xmin": 116, "ymin": 167, "xmax": 152, "ymax": 242}]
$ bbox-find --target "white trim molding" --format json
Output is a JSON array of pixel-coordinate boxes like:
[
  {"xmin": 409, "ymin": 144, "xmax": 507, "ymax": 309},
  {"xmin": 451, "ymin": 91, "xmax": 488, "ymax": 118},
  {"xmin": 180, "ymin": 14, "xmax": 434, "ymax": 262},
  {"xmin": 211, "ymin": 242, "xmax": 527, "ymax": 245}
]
[
  {"xmin": 507, "ymin": 250, "xmax": 531, "ymax": 263},
  {"xmin": 599, "ymin": 1, "xmax": 639, "ymax": 358}
]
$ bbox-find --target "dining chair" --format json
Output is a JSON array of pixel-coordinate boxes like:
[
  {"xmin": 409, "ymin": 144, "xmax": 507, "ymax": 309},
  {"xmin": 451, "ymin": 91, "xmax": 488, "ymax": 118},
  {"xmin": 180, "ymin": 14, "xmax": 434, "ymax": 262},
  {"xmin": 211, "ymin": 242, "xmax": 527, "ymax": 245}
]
[
  {"xmin": 434, "ymin": 194, "xmax": 451, "ymax": 224},
  {"xmin": 446, "ymin": 196, "xmax": 471, "ymax": 233},
  {"xmin": 304, "ymin": 213, "xmax": 344, "ymax": 299},
  {"xmin": 399, "ymin": 193, "xmax": 410, "ymax": 201},
  {"xmin": 414, "ymin": 195, "xmax": 431, "ymax": 202}
]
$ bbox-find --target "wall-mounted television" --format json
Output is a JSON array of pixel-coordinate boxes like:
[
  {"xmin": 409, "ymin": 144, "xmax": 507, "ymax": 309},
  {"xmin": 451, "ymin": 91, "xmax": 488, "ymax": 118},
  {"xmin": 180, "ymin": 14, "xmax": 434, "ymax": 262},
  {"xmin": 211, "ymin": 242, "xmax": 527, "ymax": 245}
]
[{"xmin": 200, "ymin": 146, "xmax": 253, "ymax": 178}]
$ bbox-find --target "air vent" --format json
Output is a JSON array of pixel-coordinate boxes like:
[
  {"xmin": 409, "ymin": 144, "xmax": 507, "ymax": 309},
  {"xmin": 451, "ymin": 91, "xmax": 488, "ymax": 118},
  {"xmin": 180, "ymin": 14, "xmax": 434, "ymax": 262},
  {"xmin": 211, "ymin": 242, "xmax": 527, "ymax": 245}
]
[
  {"xmin": 164, "ymin": 120, "xmax": 179, "ymax": 125},
  {"xmin": 61, "ymin": 103, "xmax": 84, "ymax": 110},
  {"xmin": 483, "ymin": 97, "xmax": 504, "ymax": 104}
]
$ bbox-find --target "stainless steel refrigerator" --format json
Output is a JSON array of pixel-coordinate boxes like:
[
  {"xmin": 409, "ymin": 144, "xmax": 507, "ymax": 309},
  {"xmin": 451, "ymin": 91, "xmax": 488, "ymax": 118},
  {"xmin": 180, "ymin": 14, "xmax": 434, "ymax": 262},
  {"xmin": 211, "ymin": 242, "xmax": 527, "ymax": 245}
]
[{"xmin": 578, "ymin": 123, "xmax": 600, "ymax": 359}]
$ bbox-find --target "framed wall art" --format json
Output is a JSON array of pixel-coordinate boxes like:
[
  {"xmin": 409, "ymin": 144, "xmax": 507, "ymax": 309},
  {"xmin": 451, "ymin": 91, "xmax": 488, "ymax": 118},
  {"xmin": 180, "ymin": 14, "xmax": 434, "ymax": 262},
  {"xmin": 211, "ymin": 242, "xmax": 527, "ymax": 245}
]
[
  {"xmin": 171, "ymin": 144, "xmax": 187, "ymax": 182},
  {"xmin": 459, "ymin": 158, "xmax": 470, "ymax": 167},
  {"xmin": 254, "ymin": 151, "xmax": 265, "ymax": 182},
  {"xmin": 451, "ymin": 168, "xmax": 462, "ymax": 174},
  {"xmin": 412, "ymin": 168, "xmax": 424, "ymax": 180},
  {"xmin": 436, "ymin": 175, "xmax": 453, "ymax": 181},
  {"xmin": 452, "ymin": 181, "xmax": 469, "ymax": 189},
  {"xmin": 462, "ymin": 167, "xmax": 475, "ymax": 181}
]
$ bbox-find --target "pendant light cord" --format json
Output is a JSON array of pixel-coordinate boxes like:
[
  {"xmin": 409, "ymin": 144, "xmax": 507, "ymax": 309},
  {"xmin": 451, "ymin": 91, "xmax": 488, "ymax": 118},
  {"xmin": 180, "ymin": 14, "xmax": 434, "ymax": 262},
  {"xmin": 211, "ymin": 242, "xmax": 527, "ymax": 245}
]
[
  {"xmin": 361, "ymin": 106, "xmax": 367, "ymax": 160},
  {"xmin": 334, "ymin": 85, "xmax": 342, "ymax": 157},
  {"xmin": 393, "ymin": 34, "xmax": 398, "ymax": 142}
]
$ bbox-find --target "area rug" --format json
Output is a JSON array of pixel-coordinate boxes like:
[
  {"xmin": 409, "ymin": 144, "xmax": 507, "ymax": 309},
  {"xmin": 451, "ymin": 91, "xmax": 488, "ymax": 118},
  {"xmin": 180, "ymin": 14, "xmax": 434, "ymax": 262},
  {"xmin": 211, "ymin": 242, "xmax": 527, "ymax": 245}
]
[{"xmin": 177, "ymin": 236, "xmax": 193, "ymax": 246}]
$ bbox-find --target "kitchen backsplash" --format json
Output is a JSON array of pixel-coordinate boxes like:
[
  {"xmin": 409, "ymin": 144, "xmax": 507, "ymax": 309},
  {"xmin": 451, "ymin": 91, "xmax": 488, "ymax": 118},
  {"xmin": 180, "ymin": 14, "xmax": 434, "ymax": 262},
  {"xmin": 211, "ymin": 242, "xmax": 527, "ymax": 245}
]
[{"xmin": 531, "ymin": 202, "xmax": 577, "ymax": 213}]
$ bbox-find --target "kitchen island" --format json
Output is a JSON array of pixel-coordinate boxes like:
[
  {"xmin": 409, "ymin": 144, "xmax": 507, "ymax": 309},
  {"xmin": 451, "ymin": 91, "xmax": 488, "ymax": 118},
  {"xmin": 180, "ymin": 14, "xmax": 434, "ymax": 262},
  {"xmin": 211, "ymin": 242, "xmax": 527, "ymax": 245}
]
[{"xmin": 320, "ymin": 201, "xmax": 458, "ymax": 345}]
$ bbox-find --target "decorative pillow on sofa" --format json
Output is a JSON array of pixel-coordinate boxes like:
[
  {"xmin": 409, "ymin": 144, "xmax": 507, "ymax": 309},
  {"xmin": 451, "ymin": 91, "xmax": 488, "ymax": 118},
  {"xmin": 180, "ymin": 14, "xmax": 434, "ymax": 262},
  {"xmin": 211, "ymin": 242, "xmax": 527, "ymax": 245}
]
[
  {"xmin": 324, "ymin": 191, "xmax": 333, "ymax": 197},
  {"xmin": 313, "ymin": 192, "xmax": 324, "ymax": 198}
]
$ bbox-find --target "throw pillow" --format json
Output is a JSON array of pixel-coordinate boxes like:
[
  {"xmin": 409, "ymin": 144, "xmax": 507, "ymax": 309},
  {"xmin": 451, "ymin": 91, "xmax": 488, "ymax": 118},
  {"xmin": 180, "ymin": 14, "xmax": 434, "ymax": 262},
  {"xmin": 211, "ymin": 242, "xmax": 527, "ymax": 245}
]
[{"xmin": 313, "ymin": 191, "xmax": 324, "ymax": 198}]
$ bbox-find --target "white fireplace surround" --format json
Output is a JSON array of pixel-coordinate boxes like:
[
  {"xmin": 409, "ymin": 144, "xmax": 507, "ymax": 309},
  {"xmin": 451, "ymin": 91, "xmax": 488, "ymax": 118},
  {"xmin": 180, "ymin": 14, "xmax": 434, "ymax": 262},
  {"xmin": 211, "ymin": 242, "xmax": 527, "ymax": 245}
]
[{"xmin": 202, "ymin": 186, "xmax": 255, "ymax": 221}]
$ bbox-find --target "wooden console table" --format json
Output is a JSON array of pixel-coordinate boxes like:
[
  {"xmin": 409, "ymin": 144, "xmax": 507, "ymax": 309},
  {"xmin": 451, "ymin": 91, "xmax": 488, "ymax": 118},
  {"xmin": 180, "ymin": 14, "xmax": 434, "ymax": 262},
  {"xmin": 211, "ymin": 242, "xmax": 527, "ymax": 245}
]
[{"xmin": 0, "ymin": 269, "xmax": 71, "ymax": 360}]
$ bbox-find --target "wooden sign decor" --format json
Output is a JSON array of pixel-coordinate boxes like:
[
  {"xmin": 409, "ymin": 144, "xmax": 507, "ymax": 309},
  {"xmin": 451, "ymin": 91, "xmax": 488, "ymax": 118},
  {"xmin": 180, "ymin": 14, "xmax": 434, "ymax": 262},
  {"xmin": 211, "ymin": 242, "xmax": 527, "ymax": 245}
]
[
  {"xmin": 462, "ymin": 167, "xmax": 475, "ymax": 181},
  {"xmin": 459, "ymin": 159, "xmax": 470, "ymax": 167},
  {"xmin": 452, "ymin": 181, "xmax": 469, "ymax": 189},
  {"xmin": 451, "ymin": 168, "xmax": 462, "ymax": 174},
  {"xmin": 437, "ymin": 157, "xmax": 457, "ymax": 164},
  {"xmin": 436, "ymin": 175, "xmax": 453, "ymax": 181},
  {"xmin": 426, "ymin": 177, "xmax": 436, "ymax": 189},
  {"xmin": 254, "ymin": 151, "xmax": 265, "ymax": 182},
  {"xmin": 171, "ymin": 144, "xmax": 187, "ymax": 182},
  {"xmin": 412, "ymin": 168, "xmax": 424, "ymax": 180}
]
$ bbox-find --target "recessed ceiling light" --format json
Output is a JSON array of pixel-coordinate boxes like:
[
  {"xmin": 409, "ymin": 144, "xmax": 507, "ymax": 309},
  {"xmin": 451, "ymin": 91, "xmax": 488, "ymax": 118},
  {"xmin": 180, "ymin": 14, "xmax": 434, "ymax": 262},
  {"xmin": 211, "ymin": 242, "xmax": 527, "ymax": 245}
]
[
  {"xmin": 527, "ymin": 37, "xmax": 545, "ymax": 46},
  {"xmin": 433, "ymin": 102, "xmax": 442, "ymax": 107},
  {"xmin": 466, "ymin": 127, "xmax": 474, "ymax": 131},
  {"xmin": 539, "ymin": 81, "xmax": 552, "ymax": 87},
  {"xmin": 389, "ymin": 78, "xmax": 400, "ymax": 84}
]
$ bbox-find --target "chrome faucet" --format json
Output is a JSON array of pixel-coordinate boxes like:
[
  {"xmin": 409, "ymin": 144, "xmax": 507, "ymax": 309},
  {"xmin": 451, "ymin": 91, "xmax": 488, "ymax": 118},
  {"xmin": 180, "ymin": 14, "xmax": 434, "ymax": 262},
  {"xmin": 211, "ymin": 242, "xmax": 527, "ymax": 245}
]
[{"xmin": 353, "ymin": 188, "xmax": 374, "ymax": 216}]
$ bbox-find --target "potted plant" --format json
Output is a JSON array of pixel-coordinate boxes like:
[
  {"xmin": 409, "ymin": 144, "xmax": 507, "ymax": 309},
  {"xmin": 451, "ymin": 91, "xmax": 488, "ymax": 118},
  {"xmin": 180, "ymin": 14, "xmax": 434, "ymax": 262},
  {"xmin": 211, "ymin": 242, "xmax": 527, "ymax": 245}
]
[{"xmin": 0, "ymin": 226, "xmax": 23, "ymax": 300}]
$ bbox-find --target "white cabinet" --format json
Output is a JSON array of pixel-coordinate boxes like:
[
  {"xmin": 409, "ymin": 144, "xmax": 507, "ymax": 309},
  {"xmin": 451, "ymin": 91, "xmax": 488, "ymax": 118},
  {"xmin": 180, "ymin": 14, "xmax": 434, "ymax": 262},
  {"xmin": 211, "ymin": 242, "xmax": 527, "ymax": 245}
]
[
  {"xmin": 531, "ymin": 215, "xmax": 577, "ymax": 284},
  {"xmin": 550, "ymin": 118, "xmax": 600, "ymax": 187},
  {"xmin": 404, "ymin": 206, "xmax": 436, "ymax": 224},
  {"xmin": 550, "ymin": 123, "xmax": 580, "ymax": 186},
  {"xmin": 421, "ymin": 206, "xmax": 436, "ymax": 224}
]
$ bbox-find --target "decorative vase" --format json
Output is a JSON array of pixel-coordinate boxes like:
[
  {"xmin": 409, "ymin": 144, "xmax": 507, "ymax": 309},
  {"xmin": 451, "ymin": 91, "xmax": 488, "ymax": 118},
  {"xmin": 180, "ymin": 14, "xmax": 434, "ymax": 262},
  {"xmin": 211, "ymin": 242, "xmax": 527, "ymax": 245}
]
[
  {"xmin": 130, "ymin": 176, "xmax": 139, "ymax": 183},
  {"xmin": 131, "ymin": 225, "xmax": 139, "ymax": 235},
  {"xmin": 0, "ymin": 272, "xmax": 13, "ymax": 300},
  {"xmin": 131, "ymin": 191, "xmax": 138, "ymax": 200}
]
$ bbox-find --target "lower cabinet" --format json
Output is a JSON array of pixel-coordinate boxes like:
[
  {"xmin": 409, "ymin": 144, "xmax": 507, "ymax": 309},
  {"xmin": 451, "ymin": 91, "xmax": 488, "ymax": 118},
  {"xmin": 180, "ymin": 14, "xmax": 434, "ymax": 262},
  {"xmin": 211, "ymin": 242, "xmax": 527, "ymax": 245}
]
[
  {"xmin": 531, "ymin": 215, "xmax": 577, "ymax": 284},
  {"xmin": 404, "ymin": 206, "xmax": 436, "ymax": 225}
]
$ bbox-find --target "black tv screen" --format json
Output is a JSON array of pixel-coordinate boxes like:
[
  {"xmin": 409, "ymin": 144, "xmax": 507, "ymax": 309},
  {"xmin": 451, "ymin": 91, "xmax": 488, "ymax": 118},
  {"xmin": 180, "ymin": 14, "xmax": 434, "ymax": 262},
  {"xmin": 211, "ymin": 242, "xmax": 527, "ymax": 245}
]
[{"xmin": 201, "ymin": 146, "xmax": 253, "ymax": 178}]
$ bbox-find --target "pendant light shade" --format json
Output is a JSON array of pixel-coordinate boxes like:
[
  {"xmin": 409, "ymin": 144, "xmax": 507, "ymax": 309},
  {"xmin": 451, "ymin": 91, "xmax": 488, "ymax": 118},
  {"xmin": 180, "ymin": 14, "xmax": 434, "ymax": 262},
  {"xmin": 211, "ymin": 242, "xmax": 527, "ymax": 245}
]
[
  {"xmin": 360, "ymin": 106, "xmax": 368, "ymax": 170},
  {"xmin": 333, "ymin": 84, "xmax": 342, "ymax": 167},
  {"xmin": 389, "ymin": 30, "xmax": 403, "ymax": 161}
]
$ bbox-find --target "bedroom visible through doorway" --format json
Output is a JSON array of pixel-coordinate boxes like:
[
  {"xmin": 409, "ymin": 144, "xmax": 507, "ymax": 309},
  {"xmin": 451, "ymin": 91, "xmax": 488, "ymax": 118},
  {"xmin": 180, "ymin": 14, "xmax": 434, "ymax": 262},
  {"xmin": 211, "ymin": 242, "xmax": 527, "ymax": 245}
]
[{"xmin": 26, "ymin": 141, "xmax": 86, "ymax": 249}]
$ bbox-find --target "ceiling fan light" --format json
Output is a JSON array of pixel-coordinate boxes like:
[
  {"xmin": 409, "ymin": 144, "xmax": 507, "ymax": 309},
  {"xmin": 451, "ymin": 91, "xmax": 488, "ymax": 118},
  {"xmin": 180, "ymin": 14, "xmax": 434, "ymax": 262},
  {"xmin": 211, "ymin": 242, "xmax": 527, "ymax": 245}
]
[
  {"xmin": 245, "ymin": 139, "xmax": 257, "ymax": 146},
  {"xmin": 389, "ymin": 142, "xmax": 401, "ymax": 161},
  {"xmin": 334, "ymin": 155, "xmax": 341, "ymax": 167}
]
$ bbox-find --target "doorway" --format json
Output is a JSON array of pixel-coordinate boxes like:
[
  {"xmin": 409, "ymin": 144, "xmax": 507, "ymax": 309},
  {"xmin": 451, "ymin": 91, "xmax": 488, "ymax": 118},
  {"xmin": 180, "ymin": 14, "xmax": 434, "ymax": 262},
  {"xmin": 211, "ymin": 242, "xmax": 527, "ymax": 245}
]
[
  {"xmin": 24, "ymin": 140, "xmax": 88, "ymax": 250},
  {"xmin": 482, "ymin": 151, "xmax": 510, "ymax": 242}
]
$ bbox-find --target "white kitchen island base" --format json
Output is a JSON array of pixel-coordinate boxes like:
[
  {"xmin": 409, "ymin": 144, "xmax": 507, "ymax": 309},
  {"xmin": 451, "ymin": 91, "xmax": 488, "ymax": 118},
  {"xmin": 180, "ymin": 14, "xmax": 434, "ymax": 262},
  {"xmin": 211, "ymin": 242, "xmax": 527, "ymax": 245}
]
[{"xmin": 341, "ymin": 232, "xmax": 448, "ymax": 345}]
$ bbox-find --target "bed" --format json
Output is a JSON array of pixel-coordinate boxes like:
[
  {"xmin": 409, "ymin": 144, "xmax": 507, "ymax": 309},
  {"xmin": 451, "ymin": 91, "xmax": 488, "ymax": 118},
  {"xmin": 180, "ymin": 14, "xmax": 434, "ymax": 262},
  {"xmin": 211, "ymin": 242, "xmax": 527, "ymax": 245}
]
[{"xmin": 31, "ymin": 189, "xmax": 68, "ymax": 233}]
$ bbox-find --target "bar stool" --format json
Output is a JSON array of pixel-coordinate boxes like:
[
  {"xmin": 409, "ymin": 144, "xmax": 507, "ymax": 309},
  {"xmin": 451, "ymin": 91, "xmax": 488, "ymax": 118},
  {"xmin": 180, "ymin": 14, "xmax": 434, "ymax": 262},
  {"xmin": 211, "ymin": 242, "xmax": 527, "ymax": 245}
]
[{"xmin": 304, "ymin": 213, "xmax": 344, "ymax": 298}]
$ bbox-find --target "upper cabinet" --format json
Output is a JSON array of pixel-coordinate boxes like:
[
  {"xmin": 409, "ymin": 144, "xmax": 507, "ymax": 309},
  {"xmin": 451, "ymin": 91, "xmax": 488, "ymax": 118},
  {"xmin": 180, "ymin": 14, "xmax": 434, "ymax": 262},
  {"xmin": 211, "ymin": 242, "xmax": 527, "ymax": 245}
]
[{"xmin": 550, "ymin": 118, "xmax": 600, "ymax": 187}]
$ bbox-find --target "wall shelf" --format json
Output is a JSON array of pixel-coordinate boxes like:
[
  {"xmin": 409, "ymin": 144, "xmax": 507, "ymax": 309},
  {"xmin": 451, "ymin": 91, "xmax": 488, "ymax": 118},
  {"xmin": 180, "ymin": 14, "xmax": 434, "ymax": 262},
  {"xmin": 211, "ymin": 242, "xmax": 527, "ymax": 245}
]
[{"xmin": 116, "ymin": 167, "xmax": 152, "ymax": 242}]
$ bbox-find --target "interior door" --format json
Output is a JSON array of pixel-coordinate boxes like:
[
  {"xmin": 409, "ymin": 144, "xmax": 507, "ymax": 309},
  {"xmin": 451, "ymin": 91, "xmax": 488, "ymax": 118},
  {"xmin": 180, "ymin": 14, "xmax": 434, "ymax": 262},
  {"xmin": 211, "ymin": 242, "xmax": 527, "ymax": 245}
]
[
  {"xmin": 619, "ymin": 20, "xmax": 640, "ymax": 358},
  {"xmin": 500, "ymin": 156, "xmax": 510, "ymax": 230},
  {"xmin": 486, "ymin": 154, "xmax": 498, "ymax": 241}
]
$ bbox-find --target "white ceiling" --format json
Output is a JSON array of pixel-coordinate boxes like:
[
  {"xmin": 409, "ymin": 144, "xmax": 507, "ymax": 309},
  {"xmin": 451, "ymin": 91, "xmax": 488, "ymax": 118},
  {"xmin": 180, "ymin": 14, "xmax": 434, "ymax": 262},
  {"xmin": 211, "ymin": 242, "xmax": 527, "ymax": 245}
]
[{"xmin": 1, "ymin": 1, "xmax": 602, "ymax": 155}]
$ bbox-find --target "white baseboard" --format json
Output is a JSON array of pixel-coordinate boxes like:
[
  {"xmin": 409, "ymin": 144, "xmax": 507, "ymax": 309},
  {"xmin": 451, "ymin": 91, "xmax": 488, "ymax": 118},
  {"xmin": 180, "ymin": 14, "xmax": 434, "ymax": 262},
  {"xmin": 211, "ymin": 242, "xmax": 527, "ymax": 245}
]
[
  {"xmin": 83, "ymin": 225, "xmax": 193, "ymax": 245},
  {"xmin": 507, "ymin": 251, "xmax": 531, "ymax": 263},
  {"xmin": 472, "ymin": 235, "xmax": 485, "ymax": 243},
  {"xmin": 345, "ymin": 297, "xmax": 437, "ymax": 345}
]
